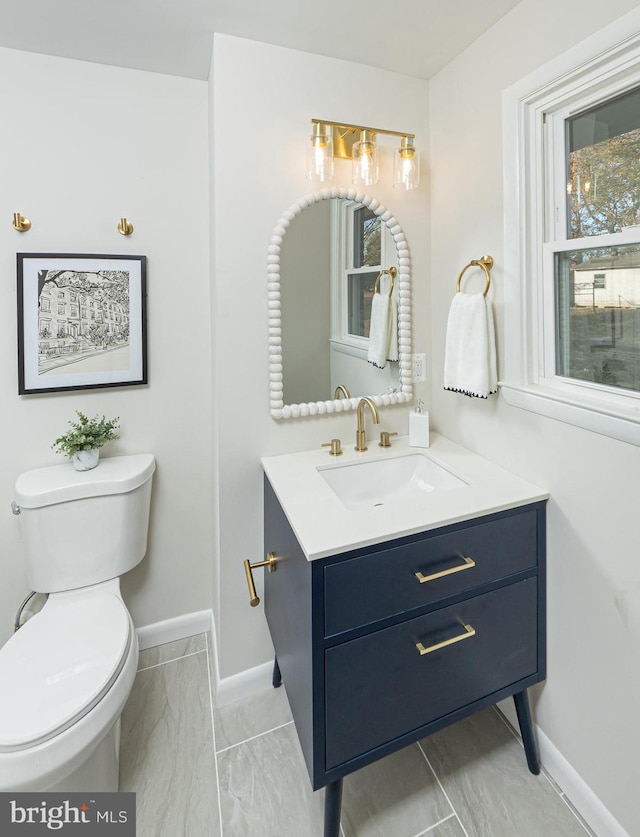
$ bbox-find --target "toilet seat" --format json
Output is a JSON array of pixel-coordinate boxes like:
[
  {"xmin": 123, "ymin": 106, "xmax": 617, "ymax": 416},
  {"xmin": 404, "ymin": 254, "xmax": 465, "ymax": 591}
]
[{"xmin": 0, "ymin": 588, "xmax": 131, "ymax": 752}]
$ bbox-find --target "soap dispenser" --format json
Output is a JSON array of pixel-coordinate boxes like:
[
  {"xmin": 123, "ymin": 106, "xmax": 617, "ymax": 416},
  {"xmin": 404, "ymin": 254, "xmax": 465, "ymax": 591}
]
[{"xmin": 409, "ymin": 399, "xmax": 430, "ymax": 448}]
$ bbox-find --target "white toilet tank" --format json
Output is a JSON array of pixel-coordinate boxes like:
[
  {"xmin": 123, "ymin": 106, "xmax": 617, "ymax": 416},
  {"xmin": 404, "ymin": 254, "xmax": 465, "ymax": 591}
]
[{"xmin": 14, "ymin": 454, "xmax": 156, "ymax": 593}]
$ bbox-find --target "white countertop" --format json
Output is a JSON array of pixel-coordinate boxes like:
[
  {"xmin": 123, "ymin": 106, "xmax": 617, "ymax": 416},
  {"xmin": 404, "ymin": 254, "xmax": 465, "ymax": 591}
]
[{"xmin": 261, "ymin": 433, "xmax": 548, "ymax": 561}]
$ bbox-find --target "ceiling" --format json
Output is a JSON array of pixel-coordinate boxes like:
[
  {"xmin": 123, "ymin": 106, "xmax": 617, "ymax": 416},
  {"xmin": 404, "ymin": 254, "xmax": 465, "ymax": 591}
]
[{"xmin": 0, "ymin": 0, "xmax": 521, "ymax": 81}]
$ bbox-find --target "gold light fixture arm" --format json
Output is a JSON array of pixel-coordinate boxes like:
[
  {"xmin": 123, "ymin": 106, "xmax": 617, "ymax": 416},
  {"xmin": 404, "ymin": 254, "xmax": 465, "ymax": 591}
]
[
  {"xmin": 312, "ymin": 118, "xmax": 415, "ymax": 141},
  {"xmin": 243, "ymin": 553, "xmax": 278, "ymax": 607},
  {"xmin": 312, "ymin": 118, "xmax": 415, "ymax": 160}
]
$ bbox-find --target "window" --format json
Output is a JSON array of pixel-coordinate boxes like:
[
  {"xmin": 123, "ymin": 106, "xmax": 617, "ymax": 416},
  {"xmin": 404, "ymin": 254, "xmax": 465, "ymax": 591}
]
[
  {"xmin": 502, "ymin": 18, "xmax": 640, "ymax": 444},
  {"xmin": 331, "ymin": 201, "xmax": 395, "ymax": 352},
  {"xmin": 553, "ymin": 89, "xmax": 640, "ymax": 397}
]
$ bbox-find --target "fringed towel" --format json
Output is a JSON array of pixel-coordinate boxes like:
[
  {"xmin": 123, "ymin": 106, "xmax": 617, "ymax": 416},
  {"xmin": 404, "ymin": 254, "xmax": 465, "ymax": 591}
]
[
  {"xmin": 444, "ymin": 292, "xmax": 497, "ymax": 398},
  {"xmin": 367, "ymin": 276, "xmax": 398, "ymax": 369}
]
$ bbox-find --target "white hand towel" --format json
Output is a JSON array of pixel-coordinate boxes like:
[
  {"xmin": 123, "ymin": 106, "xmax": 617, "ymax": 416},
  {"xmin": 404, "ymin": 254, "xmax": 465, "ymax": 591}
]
[
  {"xmin": 444, "ymin": 292, "xmax": 497, "ymax": 398},
  {"xmin": 368, "ymin": 272, "xmax": 398, "ymax": 368},
  {"xmin": 367, "ymin": 290, "xmax": 391, "ymax": 368},
  {"xmin": 387, "ymin": 288, "xmax": 399, "ymax": 363}
]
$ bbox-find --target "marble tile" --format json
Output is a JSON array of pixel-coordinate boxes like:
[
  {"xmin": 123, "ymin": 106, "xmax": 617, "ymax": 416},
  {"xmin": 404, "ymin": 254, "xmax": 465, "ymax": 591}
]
[
  {"xmin": 120, "ymin": 652, "xmax": 220, "ymax": 837},
  {"xmin": 421, "ymin": 816, "xmax": 467, "ymax": 836},
  {"xmin": 214, "ymin": 683, "xmax": 293, "ymax": 751},
  {"xmin": 217, "ymin": 723, "xmax": 325, "ymax": 836},
  {"xmin": 137, "ymin": 633, "xmax": 207, "ymax": 670},
  {"xmin": 421, "ymin": 708, "xmax": 589, "ymax": 837},
  {"xmin": 341, "ymin": 743, "xmax": 452, "ymax": 837}
]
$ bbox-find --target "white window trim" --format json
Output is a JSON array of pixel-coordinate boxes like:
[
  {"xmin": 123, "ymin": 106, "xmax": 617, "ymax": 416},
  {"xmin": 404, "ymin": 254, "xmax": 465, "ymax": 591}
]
[
  {"xmin": 501, "ymin": 9, "xmax": 640, "ymax": 446},
  {"xmin": 330, "ymin": 199, "xmax": 395, "ymax": 354}
]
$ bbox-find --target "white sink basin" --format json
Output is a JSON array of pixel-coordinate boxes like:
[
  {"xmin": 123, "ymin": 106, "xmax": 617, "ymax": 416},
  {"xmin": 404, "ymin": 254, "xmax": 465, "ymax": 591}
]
[{"xmin": 318, "ymin": 451, "xmax": 466, "ymax": 511}]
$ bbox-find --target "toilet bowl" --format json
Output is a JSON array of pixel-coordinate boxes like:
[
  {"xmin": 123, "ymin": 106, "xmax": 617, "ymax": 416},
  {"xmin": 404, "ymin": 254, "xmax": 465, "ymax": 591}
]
[
  {"xmin": 1, "ymin": 453, "xmax": 155, "ymax": 792},
  {"xmin": 0, "ymin": 579, "xmax": 138, "ymax": 792}
]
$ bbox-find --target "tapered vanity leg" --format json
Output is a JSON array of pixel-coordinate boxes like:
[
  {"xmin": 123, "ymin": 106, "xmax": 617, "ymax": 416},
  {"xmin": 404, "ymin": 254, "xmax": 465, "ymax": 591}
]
[
  {"xmin": 272, "ymin": 657, "xmax": 282, "ymax": 688},
  {"xmin": 323, "ymin": 779, "xmax": 343, "ymax": 837},
  {"xmin": 513, "ymin": 690, "xmax": 540, "ymax": 774}
]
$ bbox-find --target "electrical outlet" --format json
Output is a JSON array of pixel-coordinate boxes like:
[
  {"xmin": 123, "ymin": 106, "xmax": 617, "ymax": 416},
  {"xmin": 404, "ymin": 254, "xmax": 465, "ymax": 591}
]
[{"xmin": 412, "ymin": 352, "xmax": 426, "ymax": 382}]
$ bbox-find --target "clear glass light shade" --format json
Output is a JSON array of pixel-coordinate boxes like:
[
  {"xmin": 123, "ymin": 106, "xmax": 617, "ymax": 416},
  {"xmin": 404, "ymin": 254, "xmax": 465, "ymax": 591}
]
[
  {"xmin": 306, "ymin": 124, "xmax": 334, "ymax": 182},
  {"xmin": 352, "ymin": 131, "xmax": 379, "ymax": 186},
  {"xmin": 393, "ymin": 137, "xmax": 420, "ymax": 190}
]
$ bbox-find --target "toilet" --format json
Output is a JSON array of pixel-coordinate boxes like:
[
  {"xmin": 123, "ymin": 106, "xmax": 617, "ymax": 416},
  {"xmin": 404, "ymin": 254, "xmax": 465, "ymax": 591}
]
[{"xmin": 0, "ymin": 453, "xmax": 155, "ymax": 792}]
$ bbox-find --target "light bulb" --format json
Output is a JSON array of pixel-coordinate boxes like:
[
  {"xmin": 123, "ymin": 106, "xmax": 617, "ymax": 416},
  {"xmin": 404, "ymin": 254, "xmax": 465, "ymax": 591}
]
[
  {"xmin": 393, "ymin": 137, "xmax": 420, "ymax": 190},
  {"xmin": 352, "ymin": 130, "xmax": 378, "ymax": 186},
  {"xmin": 306, "ymin": 123, "xmax": 334, "ymax": 182}
]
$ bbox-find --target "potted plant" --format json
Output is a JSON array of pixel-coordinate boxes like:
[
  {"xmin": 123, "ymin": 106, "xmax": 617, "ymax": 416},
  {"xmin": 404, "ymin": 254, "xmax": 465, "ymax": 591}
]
[{"xmin": 52, "ymin": 411, "xmax": 120, "ymax": 471}]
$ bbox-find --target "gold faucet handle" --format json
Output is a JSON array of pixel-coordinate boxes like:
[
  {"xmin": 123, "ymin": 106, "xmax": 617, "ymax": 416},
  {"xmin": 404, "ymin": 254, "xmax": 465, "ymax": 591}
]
[
  {"xmin": 322, "ymin": 438, "xmax": 343, "ymax": 456},
  {"xmin": 378, "ymin": 431, "xmax": 398, "ymax": 448}
]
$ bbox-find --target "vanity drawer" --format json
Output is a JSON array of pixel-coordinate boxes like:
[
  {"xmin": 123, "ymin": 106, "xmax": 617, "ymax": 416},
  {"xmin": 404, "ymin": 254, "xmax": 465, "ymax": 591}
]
[
  {"xmin": 324, "ymin": 508, "xmax": 538, "ymax": 636},
  {"xmin": 325, "ymin": 578, "xmax": 537, "ymax": 770}
]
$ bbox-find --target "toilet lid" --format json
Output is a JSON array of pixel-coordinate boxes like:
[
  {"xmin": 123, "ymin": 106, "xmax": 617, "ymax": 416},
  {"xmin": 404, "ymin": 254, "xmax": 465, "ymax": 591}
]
[{"xmin": 0, "ymin": 591, "xmax": 131, "ymax": 751}]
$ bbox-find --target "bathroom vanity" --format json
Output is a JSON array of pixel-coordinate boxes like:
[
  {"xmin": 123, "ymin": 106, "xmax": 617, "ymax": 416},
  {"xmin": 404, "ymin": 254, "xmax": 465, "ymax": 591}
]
[{"xmin": 259, "ymin": 435, "xmax": 548, "ymax": 836}]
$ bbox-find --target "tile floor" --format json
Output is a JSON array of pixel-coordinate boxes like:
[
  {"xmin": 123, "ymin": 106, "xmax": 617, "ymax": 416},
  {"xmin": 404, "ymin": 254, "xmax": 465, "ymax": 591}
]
[{"xmin": 120, "ymin": 634, "xmax": 595, "ymax": 837}]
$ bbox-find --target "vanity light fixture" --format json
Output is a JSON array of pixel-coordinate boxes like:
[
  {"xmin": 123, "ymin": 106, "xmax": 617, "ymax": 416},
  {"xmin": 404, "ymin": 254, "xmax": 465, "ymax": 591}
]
[{"xmin": 306, "ymin": 119, "xmax": 420, "ymax": 190}]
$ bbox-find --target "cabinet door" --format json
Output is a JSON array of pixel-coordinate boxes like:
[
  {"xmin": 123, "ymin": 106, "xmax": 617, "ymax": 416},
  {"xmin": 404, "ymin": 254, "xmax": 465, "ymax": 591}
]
[
  {"xmin": 325, "ymin": 578, "xmax": 537, "ymax": 770},
  {"xmin": 324, "ymin": 509, "xmax": 539, "ymax": 636}
]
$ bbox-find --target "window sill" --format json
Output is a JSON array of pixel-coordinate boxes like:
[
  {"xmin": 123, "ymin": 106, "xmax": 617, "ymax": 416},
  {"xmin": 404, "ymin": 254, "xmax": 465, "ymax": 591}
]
[
  {"xmin": 329, "ymin": 340, "xmax": 368, "ymax": 361},
  {"xmin": 499, "ymin": 382, "xmax": 640, "ymax": 446}
]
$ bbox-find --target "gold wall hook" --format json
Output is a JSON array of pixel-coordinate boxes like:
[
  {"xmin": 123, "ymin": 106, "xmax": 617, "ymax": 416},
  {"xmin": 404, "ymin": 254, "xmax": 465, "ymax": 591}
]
[
  {"xmin": 12, "ymin": 213, "xmax": 31, "ymax": 232},
  {"xmin": 117, "ymin": 217, "xmax": 134, "ymax": 236}
]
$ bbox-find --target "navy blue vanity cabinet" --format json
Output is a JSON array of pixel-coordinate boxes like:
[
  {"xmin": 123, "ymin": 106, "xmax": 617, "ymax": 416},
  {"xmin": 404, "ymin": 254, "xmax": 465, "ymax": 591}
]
[{"xmin": 263, "ymin": 475, "xmax": 546, "ymax": 836}]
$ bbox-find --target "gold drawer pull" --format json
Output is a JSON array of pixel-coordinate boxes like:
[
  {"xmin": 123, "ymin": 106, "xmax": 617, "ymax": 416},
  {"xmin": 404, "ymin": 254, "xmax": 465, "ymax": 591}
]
[
  {"xmin": 243, "ymin": 553, "xmax": 278, "ymax": 607},
  {"xmin": 414, "ymin": 555, "xmax": 475, "ymax": 583},
  {"xmin": 416, "ymin": 623, "xmax": 476, "ymax": 655}
]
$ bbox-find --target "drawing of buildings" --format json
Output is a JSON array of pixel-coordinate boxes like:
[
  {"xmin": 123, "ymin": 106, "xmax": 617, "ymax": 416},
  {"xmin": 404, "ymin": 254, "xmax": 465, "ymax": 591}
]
[{"xmin": 38, "ymin": 275, "xmax": 129, "ymax": 367}]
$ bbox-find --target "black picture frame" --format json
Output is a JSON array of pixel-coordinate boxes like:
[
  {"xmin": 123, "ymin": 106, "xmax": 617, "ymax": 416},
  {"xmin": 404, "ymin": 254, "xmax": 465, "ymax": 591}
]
[{"xmin": 17, "ymin": 253, "xmax": 147, "ymax": 395}]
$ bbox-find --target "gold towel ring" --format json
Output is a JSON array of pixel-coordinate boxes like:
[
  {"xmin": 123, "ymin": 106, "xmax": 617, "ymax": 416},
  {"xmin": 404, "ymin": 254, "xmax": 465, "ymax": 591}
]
[
  {"xmin": 456, "ymin": 255, "xmax": 493, "ymax": 298},
  {"xmin": 374, "ymin": 266, "xmax": 397, "ymax": 295}
]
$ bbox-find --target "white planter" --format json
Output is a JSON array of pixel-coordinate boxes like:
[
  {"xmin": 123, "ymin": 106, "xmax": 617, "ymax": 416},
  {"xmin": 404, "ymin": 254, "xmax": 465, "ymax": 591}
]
[{"xmin": 72, "ymin": 449, "xmax": 100, "ymax": 471}]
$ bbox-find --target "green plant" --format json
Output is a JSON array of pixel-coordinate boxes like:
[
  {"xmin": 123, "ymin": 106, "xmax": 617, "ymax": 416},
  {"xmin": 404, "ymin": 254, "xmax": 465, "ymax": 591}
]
[{"xmin": 52, "ymin": 411, "xmax": 120, "ymax": 458}]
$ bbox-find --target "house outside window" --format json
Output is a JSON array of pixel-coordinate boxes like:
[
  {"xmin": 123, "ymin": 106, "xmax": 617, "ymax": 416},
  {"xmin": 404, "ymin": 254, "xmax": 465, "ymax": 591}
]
[{"xmin": 502, "ymin": 20, "xmax": 640, "ymax": 445}]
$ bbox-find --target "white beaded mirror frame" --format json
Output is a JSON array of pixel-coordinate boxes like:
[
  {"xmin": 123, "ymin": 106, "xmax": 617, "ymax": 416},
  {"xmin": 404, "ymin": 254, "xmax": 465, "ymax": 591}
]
[{"xmin": 268, "ymin": 187, "xmax": 413, "ymax": 419}]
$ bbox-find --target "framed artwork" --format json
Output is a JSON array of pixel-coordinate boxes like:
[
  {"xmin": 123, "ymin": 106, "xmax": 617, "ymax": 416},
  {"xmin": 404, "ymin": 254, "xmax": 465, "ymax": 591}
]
[{"xmin": 17, "ymin": 253, "xmax": 147, "ymax": 395}]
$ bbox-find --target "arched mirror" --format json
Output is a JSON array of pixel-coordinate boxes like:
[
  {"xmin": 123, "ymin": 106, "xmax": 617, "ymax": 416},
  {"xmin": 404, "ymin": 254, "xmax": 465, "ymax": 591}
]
[{"xmin": 268, "ymin": 188, "xmax": 412, "ymax": 419}]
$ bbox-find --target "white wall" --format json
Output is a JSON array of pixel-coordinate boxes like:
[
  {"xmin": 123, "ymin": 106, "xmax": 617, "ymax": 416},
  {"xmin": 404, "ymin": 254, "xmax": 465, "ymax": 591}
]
[
  {"xmin": 0, "ymin": 47, "xmax": 212, "ymax": 643},
  {"xmin": 280, "ymin": 199, "xmax": 331, "ymax": 404},
  {"xmin": 428, "ymin": 2, "xmax": 640, "ymax": 833},
  {"xmin": 210, "ymin": 34, "xmax": 430, "ymax": 679}
]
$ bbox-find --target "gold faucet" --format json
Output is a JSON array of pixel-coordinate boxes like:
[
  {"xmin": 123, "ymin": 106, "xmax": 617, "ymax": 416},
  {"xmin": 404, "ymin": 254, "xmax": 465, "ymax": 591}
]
[
  {"xmin": 334, "ymin": 384, "xmax": 351, "ymax": 399},
  {"xmin": 355, "ymin": 397, "xmax": 380, "ymax": 451}
]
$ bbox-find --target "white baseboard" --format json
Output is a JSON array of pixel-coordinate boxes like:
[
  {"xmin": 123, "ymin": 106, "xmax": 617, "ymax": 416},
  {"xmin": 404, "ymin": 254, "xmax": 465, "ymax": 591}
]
[
  {"xmin": 136, "ymin": 609, "xmax": 213, "ymax": 651},
  {"xmin": 136, "ymin": 609, "xmax": 274, "ymax": 709},
  {"xmin": 214, "ymin": 661, "xmax": 274, "ymax": 708},
  {"xmin": 535, "ymin": 725, "xmax": 629, "ymax": 837},
  {"xmin": 497, "ymin": 706, "xmax": 628, "ymax": 837}
]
